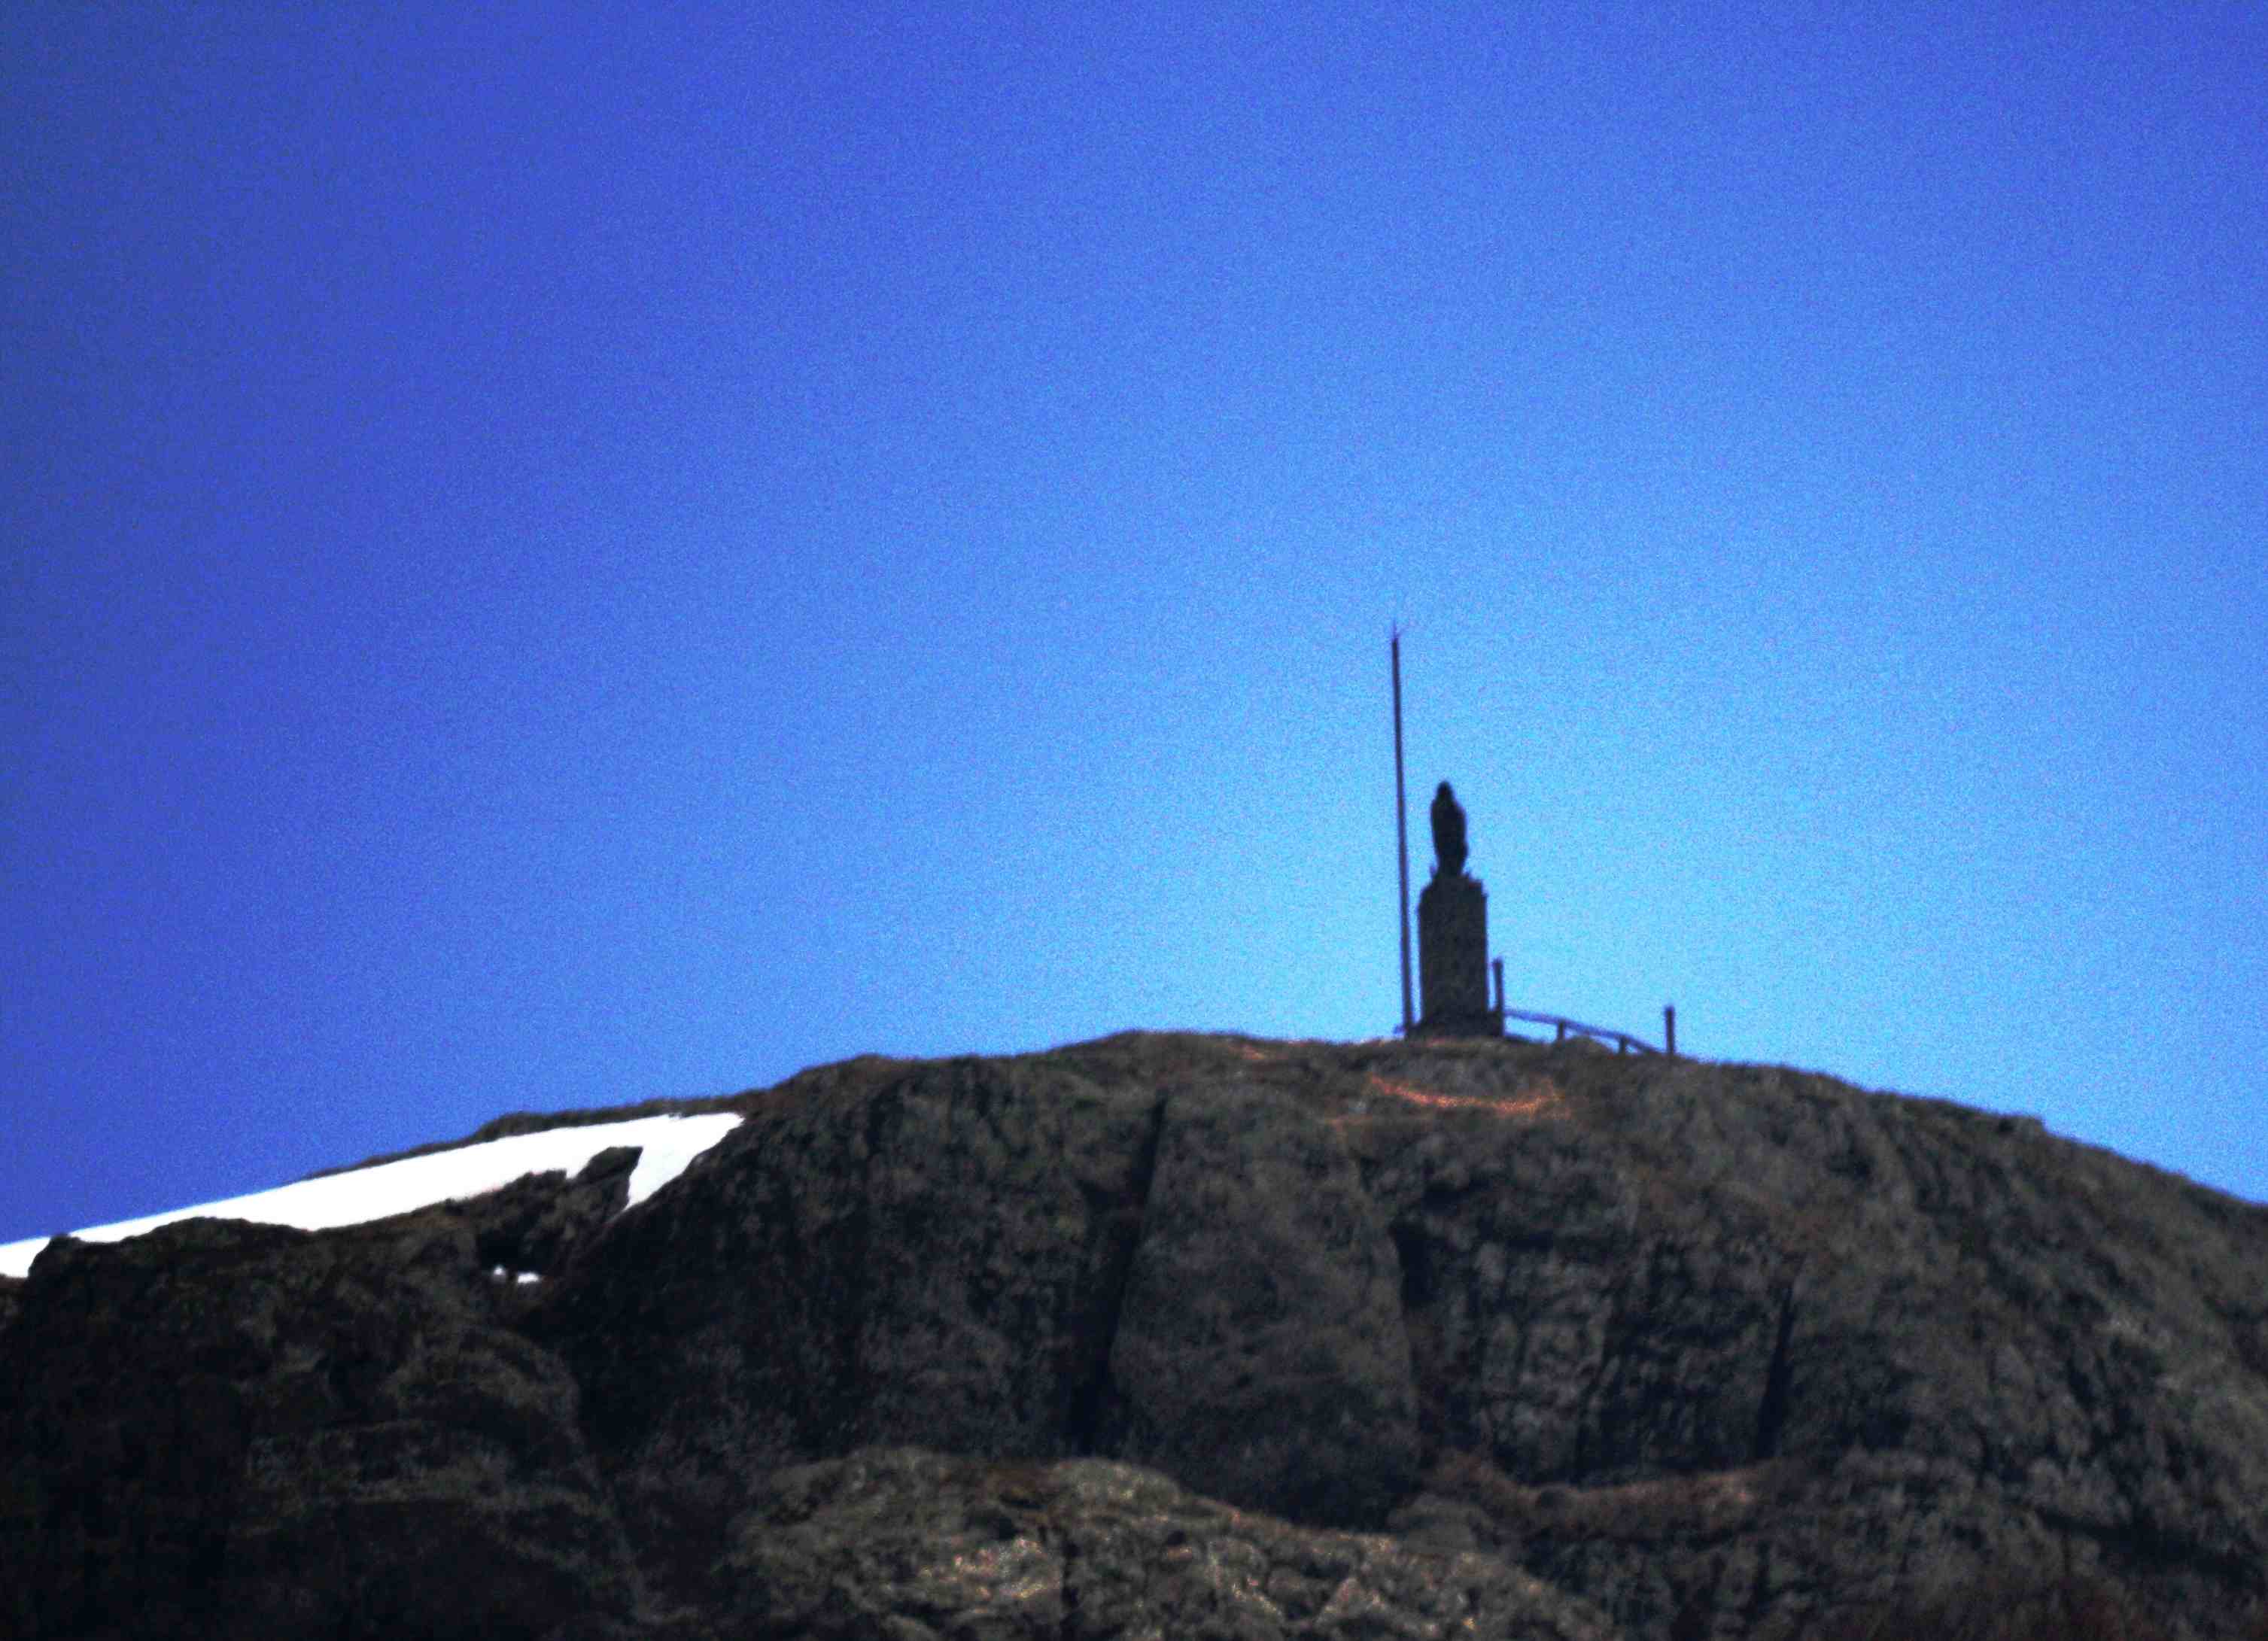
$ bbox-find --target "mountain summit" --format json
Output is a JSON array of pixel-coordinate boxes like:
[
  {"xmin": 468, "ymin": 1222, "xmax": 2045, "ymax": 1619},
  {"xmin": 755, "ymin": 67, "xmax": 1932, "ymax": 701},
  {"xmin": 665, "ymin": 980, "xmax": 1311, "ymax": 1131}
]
[{"xmin": 5, "ymin": 1032, "xmax": 2264, "ymax": 1639}]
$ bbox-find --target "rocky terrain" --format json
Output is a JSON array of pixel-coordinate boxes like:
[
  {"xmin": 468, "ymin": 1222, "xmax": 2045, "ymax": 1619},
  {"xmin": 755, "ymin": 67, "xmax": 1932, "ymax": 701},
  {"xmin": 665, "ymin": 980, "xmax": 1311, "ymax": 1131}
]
[{"xmin": 4, "ymin": 1030, "xmax": 2266, "ymax": 1639}]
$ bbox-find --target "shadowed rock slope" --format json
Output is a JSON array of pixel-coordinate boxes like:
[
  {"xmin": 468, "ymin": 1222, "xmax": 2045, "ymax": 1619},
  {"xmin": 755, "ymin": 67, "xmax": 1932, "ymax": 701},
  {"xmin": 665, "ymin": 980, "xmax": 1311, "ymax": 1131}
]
[{"xmin": 4, "ymin": 1032, "xmax": 2265, "ymax": 1639}]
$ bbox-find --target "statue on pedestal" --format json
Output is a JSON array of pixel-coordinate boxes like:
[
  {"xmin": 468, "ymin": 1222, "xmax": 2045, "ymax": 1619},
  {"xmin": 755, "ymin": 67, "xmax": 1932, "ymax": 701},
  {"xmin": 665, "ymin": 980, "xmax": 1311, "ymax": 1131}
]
[{"xmin": 1415, "ymin": 779, "xmax": 1497, "ymax": 1036}]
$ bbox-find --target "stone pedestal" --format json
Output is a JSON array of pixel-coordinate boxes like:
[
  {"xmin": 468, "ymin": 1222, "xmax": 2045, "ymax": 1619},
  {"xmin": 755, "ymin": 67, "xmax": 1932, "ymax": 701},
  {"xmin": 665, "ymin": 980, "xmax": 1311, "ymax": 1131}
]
[{"xmin": 1416, "ymin": 872, "xmax": 1500, "ymax": 1037}]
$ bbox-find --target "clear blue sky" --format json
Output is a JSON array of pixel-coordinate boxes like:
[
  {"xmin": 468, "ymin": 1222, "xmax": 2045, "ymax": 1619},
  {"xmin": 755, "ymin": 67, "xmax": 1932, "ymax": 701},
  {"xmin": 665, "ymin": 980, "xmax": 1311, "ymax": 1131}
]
[{"xmin": 5, "ymin": 5, "xmax": 2263, "ymax": 1244}]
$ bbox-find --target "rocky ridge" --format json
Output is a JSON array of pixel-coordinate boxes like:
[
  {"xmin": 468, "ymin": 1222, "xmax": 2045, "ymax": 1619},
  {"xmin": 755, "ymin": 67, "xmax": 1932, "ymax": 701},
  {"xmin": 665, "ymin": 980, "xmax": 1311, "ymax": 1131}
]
[{"xmin": 4, "ymin": 1031, "xmax": 2265, "ymax": 1639}]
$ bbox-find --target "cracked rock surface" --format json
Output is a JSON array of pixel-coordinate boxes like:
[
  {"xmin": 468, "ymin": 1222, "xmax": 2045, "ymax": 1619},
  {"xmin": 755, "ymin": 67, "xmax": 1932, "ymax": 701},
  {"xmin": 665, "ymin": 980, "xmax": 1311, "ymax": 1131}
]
[
  {"xmin": 5, "ymin": 1031, "xmax": 2268, "ymax": 1639},
  {"xmin": 0, "ymin": 1214, "xmax": 640, "ymax": 1640},
  {"xmin": 531, "ymin": 1053, "xmax": 1172, "ymax": 1595},
  {"xmin": 1091, "ymin": 1077, "xmax": 1421, "ymax": 1527},
  {"xmin": 717, "ymin": 1445, "xmax": 1616, "ymax": 1641}
]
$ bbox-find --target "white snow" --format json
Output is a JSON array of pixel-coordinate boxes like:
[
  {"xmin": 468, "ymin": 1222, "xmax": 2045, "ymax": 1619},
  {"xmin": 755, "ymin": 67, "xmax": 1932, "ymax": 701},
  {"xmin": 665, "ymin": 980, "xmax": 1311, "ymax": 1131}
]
[{"xmin": 0, "ymin": 1111, "xmax": 742, "ymax": 1281}]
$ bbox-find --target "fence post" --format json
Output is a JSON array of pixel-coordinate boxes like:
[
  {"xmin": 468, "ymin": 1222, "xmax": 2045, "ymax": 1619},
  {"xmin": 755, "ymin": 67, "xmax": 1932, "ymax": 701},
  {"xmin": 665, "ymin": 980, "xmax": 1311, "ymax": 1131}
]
[{"xmin": 1665, "ymin": 1005, "xmax": 1676, "ymax": 1058}]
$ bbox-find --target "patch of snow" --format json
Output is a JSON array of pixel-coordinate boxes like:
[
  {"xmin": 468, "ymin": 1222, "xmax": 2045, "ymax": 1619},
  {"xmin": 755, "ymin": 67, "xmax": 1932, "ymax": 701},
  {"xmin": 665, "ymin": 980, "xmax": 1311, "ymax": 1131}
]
[{"xmin": 0, "ymin": 1112, "xmax": 742, "ymax": 1281}]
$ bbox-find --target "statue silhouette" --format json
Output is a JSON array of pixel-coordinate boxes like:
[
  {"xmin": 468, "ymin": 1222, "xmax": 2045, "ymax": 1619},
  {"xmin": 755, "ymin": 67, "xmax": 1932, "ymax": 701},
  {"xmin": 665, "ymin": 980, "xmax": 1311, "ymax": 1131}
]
[{"xmin": 1430, "ymin": 781, "xmax": 1467, "ymax": 879}]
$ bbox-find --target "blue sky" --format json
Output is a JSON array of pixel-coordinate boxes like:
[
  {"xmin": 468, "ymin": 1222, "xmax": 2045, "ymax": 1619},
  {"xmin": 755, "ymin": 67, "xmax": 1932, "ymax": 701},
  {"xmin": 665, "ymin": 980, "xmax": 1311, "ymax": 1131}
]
[{"xmin": 5, "ymin": 5, "xmax": 2263, "ymax": 1244}]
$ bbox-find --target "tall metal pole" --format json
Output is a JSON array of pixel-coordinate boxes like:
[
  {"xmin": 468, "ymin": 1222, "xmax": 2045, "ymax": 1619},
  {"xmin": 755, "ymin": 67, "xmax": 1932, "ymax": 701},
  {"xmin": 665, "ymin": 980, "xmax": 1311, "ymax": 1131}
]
[{"xmin": 1391, "ymin": 626, "xmax": 1414, "ymax": 1034}]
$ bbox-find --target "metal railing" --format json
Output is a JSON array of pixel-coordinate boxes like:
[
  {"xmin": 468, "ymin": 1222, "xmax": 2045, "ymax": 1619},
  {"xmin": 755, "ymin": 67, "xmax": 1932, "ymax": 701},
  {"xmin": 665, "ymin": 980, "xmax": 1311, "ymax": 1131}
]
[
  {"xmin": 1500, "ymin": 1007, "xmax": 1671, "ymax": 1056},
  {"xmin": 1493, "ymin": 961, "xmax": 1676, "ymax": 1056}
]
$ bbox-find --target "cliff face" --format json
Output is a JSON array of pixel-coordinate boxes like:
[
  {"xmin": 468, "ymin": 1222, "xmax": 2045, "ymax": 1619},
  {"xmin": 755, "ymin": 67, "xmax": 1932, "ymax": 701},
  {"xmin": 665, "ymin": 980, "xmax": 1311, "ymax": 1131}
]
[{"xmin": 4, "ymin": 1032, "xmax": 2265, "ymax": 1640}]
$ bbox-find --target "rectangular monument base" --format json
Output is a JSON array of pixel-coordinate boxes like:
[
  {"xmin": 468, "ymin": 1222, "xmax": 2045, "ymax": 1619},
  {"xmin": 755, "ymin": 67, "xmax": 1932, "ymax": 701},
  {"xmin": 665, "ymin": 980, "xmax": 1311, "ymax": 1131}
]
[
  {"xmin": 1416, "ymin": 872, "xmax": 1496, "ymax": 1037},
  {"xmin": 1408, "ymin": 1010, "xmax": 1503, "ymax": 1040}
]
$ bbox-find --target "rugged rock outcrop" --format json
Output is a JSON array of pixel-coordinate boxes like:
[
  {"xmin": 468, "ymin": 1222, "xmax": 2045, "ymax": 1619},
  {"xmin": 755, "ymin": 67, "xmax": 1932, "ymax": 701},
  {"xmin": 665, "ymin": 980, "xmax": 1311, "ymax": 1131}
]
[
  {"xmin": 716, "ymin": 1445, "xmax": 1614, "ymax": 1640},
  {"xmin": 463, "ymin": 1143, "xmax": 642, "ymax": 1280},
  {"xmin": 1335, "ymin": 1042, "xmax": 2268, "ymax": 1639},
  {"xmin": 5, "ymin": 1030, "xmax": 2266, "ymax": 1639},
  {"xmin": 531, "ymin": 1053, "xmax": 1169, "ymax": 1597},
  {"xmin": 0, "ymin": 1214, "xmax": 641, "ymax": 1640},
  {"xmin": 1090, "ymin": 1079, "xmax": 1420, "ymax": 1527}
]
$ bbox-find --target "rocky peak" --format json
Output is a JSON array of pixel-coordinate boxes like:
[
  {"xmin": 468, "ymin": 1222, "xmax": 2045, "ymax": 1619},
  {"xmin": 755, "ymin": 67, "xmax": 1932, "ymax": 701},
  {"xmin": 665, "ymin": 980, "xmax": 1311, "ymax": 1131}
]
[{"xmin": 5, "ymin": 1031, "xmax": 2265, "ymax": 1639}]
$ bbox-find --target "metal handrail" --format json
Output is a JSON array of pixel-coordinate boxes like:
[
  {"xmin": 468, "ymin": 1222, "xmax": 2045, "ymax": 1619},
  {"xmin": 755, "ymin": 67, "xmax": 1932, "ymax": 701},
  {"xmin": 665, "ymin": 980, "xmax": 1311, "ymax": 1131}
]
[
  {"xmin": 1494, "ymin": 962, "xmax": 1677, "ymax": 1055},
  {"xmin": 1500, "ymin": 1007, "xmax": 1665, "ymax": 1056}
]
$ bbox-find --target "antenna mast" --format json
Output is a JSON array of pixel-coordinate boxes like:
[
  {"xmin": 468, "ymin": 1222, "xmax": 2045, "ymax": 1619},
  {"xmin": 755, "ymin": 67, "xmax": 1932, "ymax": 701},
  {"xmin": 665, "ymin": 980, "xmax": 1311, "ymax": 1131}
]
[{"xmin": 1391, "ymin": 625, "xmax": 1414, "ymax": 1033}]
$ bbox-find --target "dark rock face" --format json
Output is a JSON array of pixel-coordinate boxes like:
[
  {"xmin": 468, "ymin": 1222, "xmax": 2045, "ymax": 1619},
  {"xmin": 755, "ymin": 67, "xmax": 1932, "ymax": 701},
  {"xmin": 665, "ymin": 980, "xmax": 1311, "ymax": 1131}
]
[
  {"xmin": 0, "ymin": 1214, "xmax": 640, "ymax": 1641},
  {"xmin": 5, "ymin": 1031, "xmax": 2268, "ymax": 1640},
  {"xmin": 1095, "ymin": 1080, "xmax": 1420, "ymax": 1524},
  {"xmin": 718, "ymin": 1445, "xmax": 1616, "ymax": 1641},
  {"xmin": 461, "ymin": 1143, "xmax": 641, "ymax": 1278},
  {"xmin": 1338, "ymin": 1041, "xmax": 2268, "ymax": 1640},
  {"xmin": 528, "ymin": 1054, "xmax": 1170, "ymax": 1593}
]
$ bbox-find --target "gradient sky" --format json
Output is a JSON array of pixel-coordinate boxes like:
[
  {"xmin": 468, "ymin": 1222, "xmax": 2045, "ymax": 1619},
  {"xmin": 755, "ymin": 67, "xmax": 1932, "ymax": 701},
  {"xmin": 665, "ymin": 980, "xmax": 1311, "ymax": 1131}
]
[{"xmin": 5, "ymin": 5, "xmax": 2263, "ymax": 1245}]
